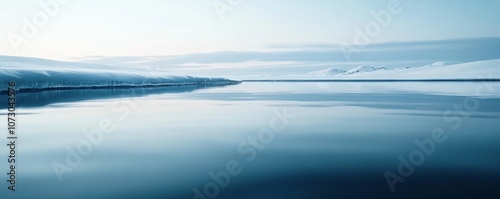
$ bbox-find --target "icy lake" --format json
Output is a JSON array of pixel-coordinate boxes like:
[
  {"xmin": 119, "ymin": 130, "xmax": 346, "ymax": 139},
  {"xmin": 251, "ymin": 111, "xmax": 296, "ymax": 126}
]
[{"xmin": 1, "ymin": 81, "xmax": 500, "ymax": 198}]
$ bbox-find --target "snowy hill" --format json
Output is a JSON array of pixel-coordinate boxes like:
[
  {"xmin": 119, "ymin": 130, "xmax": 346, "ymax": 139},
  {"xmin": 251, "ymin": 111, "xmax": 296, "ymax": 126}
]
[
  {"xmin": 0, "ymin": 56, "xmax": 240, "ymax": 92},
  {"xmin": 343, "ymin": 65, "xmax": 386, "ymax": 75},
  {"xmin": 304, "ymin": 60, "xmax": 500, "ymax": 80},
  {"xmin": 307, "ymin": 68, "xmax": 346, "ymax": 76},
  {"xmin": 306, "ymin": 65, "xmax": 386, "ymax": 77}
]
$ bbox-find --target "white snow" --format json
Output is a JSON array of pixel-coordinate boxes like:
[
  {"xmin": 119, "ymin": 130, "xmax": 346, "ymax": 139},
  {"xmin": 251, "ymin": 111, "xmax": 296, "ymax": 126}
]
[
  {"xmin": 0, "ymin": 56, "xmax": 239, "ymax": 92},
  {"xmin": 307, "ymin": 65, "xmax": 387, "ymax": 77},
  {"xmin": 307, "ymin": 68, "xmax": 346, "ymax": 76},
  {"xmin": 427, "ymin": 61, "xmax": 447, "ymax": 67},
  {"xmin": 2, "ymin": 56, "xmax": 499, "ymax": 89},
  {"xmin": 303, "ymin": 59, "xmax": 500, "ymax": 80},
  {"xmin": 343, "ymin": 65, "xmax": 386, "ymax": 75}
]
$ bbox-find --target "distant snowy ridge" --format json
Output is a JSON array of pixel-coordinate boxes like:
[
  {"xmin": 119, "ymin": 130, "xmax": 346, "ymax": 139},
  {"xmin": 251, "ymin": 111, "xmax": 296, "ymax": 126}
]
[
  {"xmin": 343, "ymin": 65, "xmax": 386, "ymax": 75},
  {"xmin": 307, "ymin": 68, "xmax": 346, "ymax": 76},
  {"xmin": 0, "ymin": 56, "xmax": 240, "ymax": 92},
  {"xmin": 305, "ymin": 60, "xmax": 500, "ymax": 80},
  {"xmin": 307, "ymin": 62, "xmax": 455, "ymax": 77},
  {"xmin": 307, "ymin": 65, "xmax": 386, "ymax": 77}
]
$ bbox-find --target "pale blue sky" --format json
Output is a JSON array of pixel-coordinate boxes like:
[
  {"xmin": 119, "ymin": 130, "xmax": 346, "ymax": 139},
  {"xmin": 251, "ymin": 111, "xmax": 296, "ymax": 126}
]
[{"xmin": 1, "ymin": 0, "xmax": 499, "ymax": 61}]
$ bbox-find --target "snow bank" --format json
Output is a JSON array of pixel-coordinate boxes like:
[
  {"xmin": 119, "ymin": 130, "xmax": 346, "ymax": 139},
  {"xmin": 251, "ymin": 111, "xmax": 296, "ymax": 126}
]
[
  {"xmin": 343, "ymin": 65, "xmax": 386, "ymax": 75},
  {"xmin": 0, "ymin": 56, "xmax": 240, "ymax": 92},
  {"xmin": 307, "ymin": 68, "xmax": 346, "ymax": 76},
  {"xmin": 304, "ymin": 59, "xmax": 500, "ymax": 80}
]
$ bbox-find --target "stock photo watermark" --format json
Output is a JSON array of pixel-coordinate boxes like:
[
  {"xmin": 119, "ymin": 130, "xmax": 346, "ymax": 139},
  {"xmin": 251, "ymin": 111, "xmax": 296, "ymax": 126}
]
[
  {"xmin": 213, "ymin": 0, "xmax": 244, "ymax": 21},
  {"xmin": 384, "ymin": 77, "xmax": 496, "ymax": 193},
  {"xmin": 51, "ymin": 98, "xmax": 139, "ymax": 182},
  {"xmin": 6, "ymin": 82, "xmax": 17, "ymax": 191},
  {"xmin": 193, "ymin": 107, "xmax": 296, "ymax": 199},
  {"xmin": 340, "ymin": 0, "xmax": 412, "ymax": 62},
  {"xmin": 8, "ymin": 0, "xmax": 72, "ymax": 53}
]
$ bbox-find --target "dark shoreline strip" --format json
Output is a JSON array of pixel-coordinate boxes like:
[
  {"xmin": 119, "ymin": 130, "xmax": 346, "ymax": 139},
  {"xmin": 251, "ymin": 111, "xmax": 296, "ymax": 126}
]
[
  {"xmin": 0, "ymin": 81, "xmax": 241, "ymax": 94},
  {"xmin": 242, "ymin": 79, "xmax": 500, "ymax": 82}
]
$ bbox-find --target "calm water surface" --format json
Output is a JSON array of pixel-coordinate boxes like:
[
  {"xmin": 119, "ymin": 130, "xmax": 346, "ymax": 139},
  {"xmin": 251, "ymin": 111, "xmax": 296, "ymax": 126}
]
[{"xmin": 1, "ymin": 82, "xmax": 500, "ymax": 199}]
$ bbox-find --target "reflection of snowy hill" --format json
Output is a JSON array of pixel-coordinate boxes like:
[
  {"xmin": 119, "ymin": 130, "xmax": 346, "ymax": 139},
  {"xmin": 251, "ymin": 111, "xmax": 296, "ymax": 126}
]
[{"xmin": 0, "ymin": 56, "xmax": 240, "ymax": 92}]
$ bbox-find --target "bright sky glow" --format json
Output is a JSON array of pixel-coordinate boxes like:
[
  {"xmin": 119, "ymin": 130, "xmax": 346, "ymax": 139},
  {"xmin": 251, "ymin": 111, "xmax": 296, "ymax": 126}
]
[{"xmin": 1, "ymin": 0, "xmax": 499, "ymax": 61}]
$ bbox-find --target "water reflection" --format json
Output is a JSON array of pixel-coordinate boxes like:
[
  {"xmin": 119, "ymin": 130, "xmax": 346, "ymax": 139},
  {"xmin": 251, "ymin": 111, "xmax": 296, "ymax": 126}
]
[
  {"xmin": 0, "ymin": 82, "xmax": 499, "ymax": 199},
  {"xmin": 0, "ymin": 83, "xmax": 238, "ymax": 109}
]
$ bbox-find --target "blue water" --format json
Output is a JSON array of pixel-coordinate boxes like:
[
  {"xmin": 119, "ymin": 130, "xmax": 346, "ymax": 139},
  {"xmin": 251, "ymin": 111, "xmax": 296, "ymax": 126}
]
[{"xmin": 1, "ymin": 82, "xmax": 500, "ymax": 199}]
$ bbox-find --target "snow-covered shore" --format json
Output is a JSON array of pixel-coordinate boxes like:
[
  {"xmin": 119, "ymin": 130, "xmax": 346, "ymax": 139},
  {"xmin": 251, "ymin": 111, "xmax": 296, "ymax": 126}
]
[{"xmin": 0, "ymin": 56, "xmax": 240, "ymax": 92}]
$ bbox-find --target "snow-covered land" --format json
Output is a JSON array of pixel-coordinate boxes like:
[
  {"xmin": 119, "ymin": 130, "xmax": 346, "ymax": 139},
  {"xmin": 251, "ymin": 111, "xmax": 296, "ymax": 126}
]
[
  {"xmin": 307, "ymin": 68, "xmax": 346, "ymax": 76},
  {"xmin": 301, "ymin": 59, "xmax": 500, "ymax": 80},
  {"xmin": 343, "ymin": 65, "xmax": 386, "ymax": 75},
  {"xmin": 1, "ymin": 56, "xmax": 499, "ymax": 91},
  {"xmin": 0, "ymin": 56, "xmax": 240, "ymax": 92}
]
